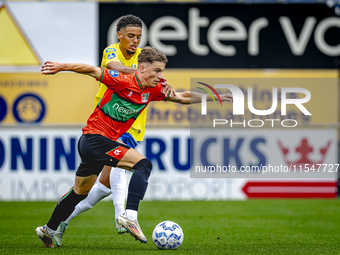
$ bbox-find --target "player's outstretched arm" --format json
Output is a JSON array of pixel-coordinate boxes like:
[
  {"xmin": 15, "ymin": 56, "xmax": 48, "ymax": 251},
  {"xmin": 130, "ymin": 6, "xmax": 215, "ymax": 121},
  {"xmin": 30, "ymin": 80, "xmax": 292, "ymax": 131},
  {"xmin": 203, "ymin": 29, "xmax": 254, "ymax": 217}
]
[
  {"xmin": 169, "ymin": 91, "xmax": 233, "ymax": 104},
  {"xmin": 41, "ymin": 61, "xmax": 102, "ymax": 79},
  {"xmin": 106, "ymin": 61, "xmax": 137, "ymax": 74}
]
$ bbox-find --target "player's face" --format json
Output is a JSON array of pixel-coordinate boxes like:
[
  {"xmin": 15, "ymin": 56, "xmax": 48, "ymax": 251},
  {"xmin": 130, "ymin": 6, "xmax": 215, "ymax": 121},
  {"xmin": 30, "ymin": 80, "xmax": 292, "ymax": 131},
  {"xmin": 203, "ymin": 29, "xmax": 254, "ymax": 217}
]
[
  {"xmin": 118, "ymin": 26, "xmax": 142, "ymax": 55},
  {"xmin": 142, "ymin": 61, "xmax": 166, "ymax": 87}
]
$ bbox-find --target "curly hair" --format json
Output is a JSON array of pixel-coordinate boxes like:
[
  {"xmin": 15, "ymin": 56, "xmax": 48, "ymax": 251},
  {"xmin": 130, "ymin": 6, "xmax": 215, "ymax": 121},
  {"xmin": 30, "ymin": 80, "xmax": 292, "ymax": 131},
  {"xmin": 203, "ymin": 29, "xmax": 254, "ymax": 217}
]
[
  {"xmin": 116, "ymin": 15, "xmax": 143, "ymax": 32},
  {"xmin": 138, "ymin": 46, "xmax": 168, "ymax": 65}
]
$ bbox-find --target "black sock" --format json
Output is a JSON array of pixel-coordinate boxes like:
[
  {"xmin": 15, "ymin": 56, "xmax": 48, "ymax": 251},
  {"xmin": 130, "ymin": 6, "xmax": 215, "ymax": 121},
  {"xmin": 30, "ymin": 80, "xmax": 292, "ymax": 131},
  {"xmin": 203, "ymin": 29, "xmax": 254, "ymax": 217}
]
[
  {"xmin": 126, "ymin": 159, "xmax": 152, "ymax": 211},
  {"xmin": 47, "ymin": 187, "xmax": 87, "ymax": 230}
]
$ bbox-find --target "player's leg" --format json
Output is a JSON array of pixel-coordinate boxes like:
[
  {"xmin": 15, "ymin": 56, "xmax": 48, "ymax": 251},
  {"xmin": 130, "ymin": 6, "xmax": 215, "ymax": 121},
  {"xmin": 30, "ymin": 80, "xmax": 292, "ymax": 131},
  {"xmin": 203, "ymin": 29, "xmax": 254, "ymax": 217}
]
[
  {"xmin": 109, "ymin": 166, "xmax": 127, "ymax": 233},
  {"xmin": 75, "ymin": 156, "xmax": 127, "ymax": 234},
  {"xmin": 56, "ymin": 165, "xmax": 124, "ymax": 236},
  {"xmin": 36, "ymin": 134, "xmax": 104, "ymax": 248},
  {"xmin": 63, "ymin": 165, "xmax": 112, "ymax": 225},
  {"xmin": 52, "ymin": 134, "xmax": 133, "ymax": 246},
  {"xmin": 109, "ymin": 167, "xmax": 126, "ymax": 219},
  {"xmin": 70, "ymin": 166, "xmax": 112, "ymax": 222},
  {"xmin": 35, "ymin": 175, "xmax": 96, "ymax": 248},
  {"xmin": 67, "ymin": 165, "xmax": 112, "ymax": 224},
  {"xmin": 116, "ymin": 148, "xmax": 151, "ymax": 243},
  {"xmin": 50, "ymin": 175, "xmax": 97, "ymax": 227},
  {"xmin": 36, "ymin": 134, "xmax": 136, "ymax": 247},
  {"xmin": 109, "ymin": 133, "xmax": 138, "ymax": 233},
  {"xmin": 55, "ymin": 164, "xmax": 127, "ymax": 245},
  {"xmin": 97, "ymin": 133, "xmax": 138, "ymax": 234},
  {"xmin": 54, "ymin": 169, "xmax": 112, "ymax": 246}
]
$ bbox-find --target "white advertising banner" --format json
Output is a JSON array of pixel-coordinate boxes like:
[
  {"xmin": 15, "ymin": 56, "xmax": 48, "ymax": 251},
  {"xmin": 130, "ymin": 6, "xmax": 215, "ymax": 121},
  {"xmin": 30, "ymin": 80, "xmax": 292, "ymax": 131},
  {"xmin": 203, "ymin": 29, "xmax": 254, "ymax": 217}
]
[
  {"xmin": 0, "ymin": 128, "xmax": 82, "ymax": 200},
  {"xmin": 0, "ymin": 128, "xmax": 337, "ymax": 201}
]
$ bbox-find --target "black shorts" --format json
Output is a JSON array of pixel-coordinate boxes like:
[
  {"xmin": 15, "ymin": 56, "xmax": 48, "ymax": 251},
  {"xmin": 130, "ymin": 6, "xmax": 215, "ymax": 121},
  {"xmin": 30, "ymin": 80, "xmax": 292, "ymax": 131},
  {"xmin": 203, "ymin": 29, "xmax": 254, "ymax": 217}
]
[{"xmin": 76, "ymin": 133, "xmax": 131, "ymax": 177}]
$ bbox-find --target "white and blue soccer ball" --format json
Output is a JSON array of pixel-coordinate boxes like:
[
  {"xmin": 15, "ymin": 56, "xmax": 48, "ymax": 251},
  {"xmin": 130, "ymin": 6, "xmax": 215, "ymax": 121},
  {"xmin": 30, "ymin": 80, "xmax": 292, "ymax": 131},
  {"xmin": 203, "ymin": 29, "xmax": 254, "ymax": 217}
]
[{"xmin": 152, "ymin": 221, "xmax": 184, "ymax": 250}]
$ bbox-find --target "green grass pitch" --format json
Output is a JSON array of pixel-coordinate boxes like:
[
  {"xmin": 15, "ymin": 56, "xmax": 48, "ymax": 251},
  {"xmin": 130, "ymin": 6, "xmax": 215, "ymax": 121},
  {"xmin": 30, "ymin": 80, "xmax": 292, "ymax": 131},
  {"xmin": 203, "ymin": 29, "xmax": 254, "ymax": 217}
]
[{"xmin": 0, "ymin": 200, "xmax": 340, "ymax": 254}]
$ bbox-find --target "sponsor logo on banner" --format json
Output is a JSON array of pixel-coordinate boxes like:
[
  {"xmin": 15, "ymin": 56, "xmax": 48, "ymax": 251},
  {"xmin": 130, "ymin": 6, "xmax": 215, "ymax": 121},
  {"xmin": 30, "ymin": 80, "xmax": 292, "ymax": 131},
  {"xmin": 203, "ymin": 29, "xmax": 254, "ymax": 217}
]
[
  {"xmin": 100, "ymin": 4, "xmax": 340, "ymax": 68},
  {"xmin": 0, "ymin": 72, "xmax": 97, "ymax": 125},
  {"xmin": 278, "ymin": 138, "xmax": 331, "ymax": 168},
  {"xmin": 12, "ymin": 93, "xmax": 46, "ymax": 123},
  {"xmin": 0, "ymin": 128, "xmax": 337, "ymax": 200}
]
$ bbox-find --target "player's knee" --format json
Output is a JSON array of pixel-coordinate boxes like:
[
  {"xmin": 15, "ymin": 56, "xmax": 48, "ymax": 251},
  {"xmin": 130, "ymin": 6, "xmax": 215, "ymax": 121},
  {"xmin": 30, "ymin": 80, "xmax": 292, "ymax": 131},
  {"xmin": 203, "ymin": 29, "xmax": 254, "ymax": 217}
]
[
  {"xmin": 132, "ymin": 158, "xmax": 152, "ymax": 177},
  {"xmin": 98, "ymin": 176, "xmax": 111, "ymax": 189}
]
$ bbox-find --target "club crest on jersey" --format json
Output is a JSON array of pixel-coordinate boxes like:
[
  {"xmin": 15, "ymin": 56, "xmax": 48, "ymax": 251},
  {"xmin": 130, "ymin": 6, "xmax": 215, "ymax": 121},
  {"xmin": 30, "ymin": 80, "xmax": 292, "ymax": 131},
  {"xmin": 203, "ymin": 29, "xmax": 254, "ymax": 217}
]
[
  {"xmin": 109, "ymin": 70, "xmax": 119, "ymax": 77},
  {"xmin": 141, "ymin": 92, "xmax": 149, "ymax": 103},
  {"xmin": 107, "ymin": 53, "xmax": 116, "ymax": 59}
]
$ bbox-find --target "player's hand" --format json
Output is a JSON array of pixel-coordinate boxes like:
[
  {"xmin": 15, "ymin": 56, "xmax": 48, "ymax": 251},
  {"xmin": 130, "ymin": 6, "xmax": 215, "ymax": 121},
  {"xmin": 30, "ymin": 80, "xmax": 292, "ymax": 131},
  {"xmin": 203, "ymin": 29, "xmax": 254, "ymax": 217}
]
[
  {"xmin": 160, "ymin": 78, "xmax": 176, "ymax": 98},
  {"xmin": 220, "ymin": 93, "xmax": 233, "ymax": 102},
  {"xmin": 41, "ymin": 61, "xmax": 62, "ymax": 75}
]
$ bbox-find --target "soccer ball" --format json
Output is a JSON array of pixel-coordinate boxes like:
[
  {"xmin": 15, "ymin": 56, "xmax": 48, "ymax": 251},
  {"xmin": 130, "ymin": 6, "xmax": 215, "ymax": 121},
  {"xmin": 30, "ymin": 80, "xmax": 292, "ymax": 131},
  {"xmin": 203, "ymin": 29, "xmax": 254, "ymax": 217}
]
[{"xmin": 152, "ymin": 221, "xmax": 184, "ymax": 250}]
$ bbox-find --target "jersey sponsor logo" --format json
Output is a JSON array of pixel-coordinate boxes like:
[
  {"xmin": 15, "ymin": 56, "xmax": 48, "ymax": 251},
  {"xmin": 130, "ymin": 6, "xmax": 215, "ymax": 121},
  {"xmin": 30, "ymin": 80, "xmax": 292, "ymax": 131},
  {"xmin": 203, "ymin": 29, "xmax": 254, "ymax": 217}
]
[
  {"xmin": 101, "ymin": 93, "xmax": 145, "ymax": 122},
  {"xmin": 128, "ymin": 91, "xmax": 133, "ymax": 97},
  {"xmin": 141, "ymin": 92, "xmax": 149, "ymax": 103},
  {"xmin": 114, "ymin": 149, "xmax": 121, "ymax": 155},
  {"xmin": 105, "ymin": 48, "xmax": 116, "ymax": 53},
  {"xmin": 109, "ymin": 70, "xmax": 119, "ymax": 78},
  {"xmin": 112, "ymin": 102, "xmax": 139, "ymax": 116},
  {"xmin": 107, "ymin": 53, "xmax": 116, "ymax": 59}
]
